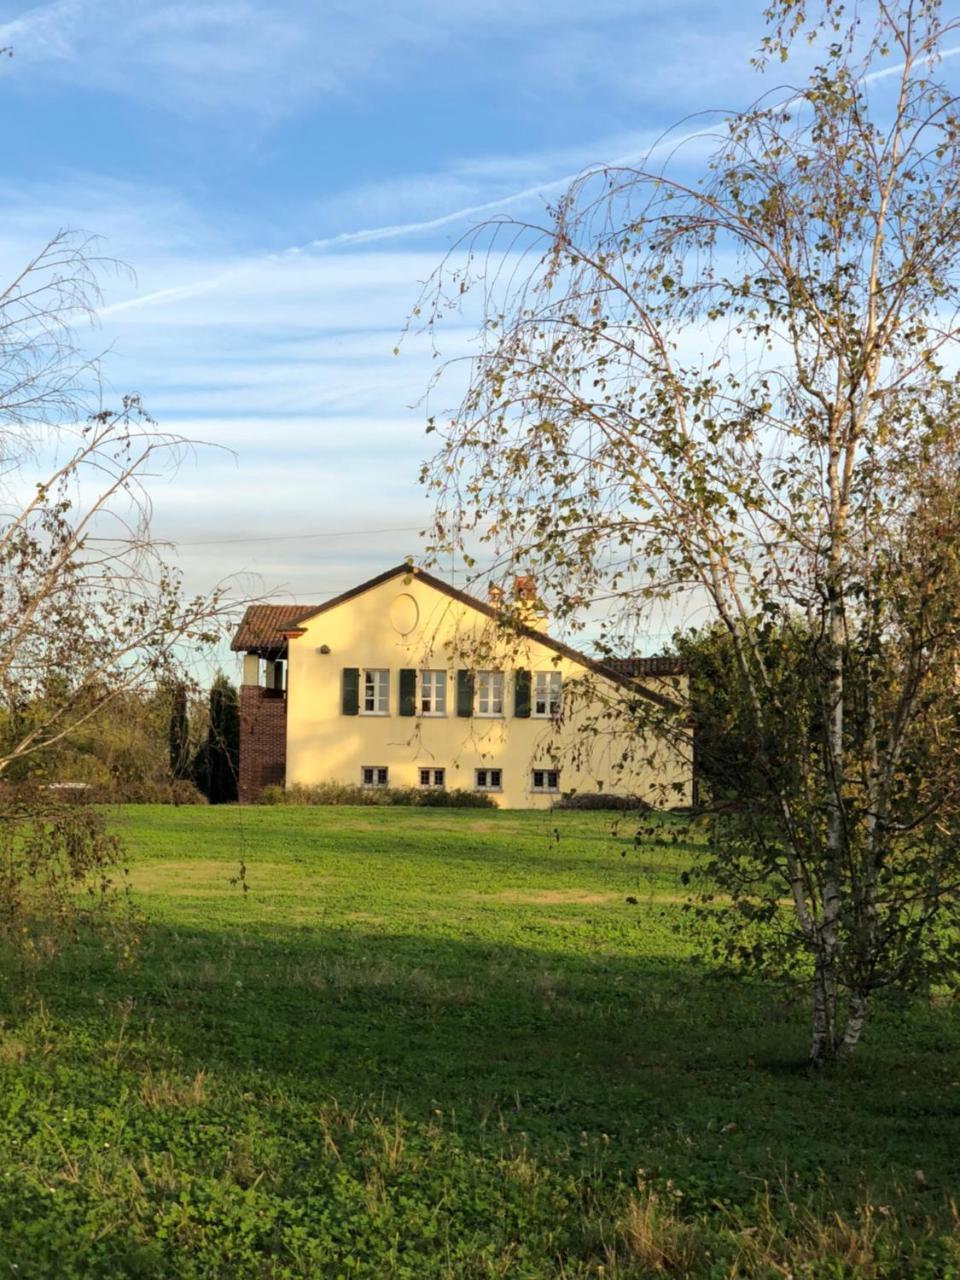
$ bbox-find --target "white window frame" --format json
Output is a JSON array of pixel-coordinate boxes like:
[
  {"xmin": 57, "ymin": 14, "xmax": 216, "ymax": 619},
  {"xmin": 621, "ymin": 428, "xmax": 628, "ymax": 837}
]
[
  {"xmin": 361, "ymin": 766, "xmax": 389, "ymax": 788},
  {"xmin": 420, "ymin": 670, "xmax": 447, "ymax": 717},
  {"xmin": 531, "ymin": 768, "xmax": 560, "ymax": 793},
  {"xmin": 361, "ymin": 668, "xmax": 389, "ymax": 715},
  {"xmin": 419, "ymin": 767, "xmax": 446, "ymax": 788},
  {"xmin": 476, "ymin": 670, "xmax": 504, "ymax": 717},
  {"xmin": 474, "ymin": 767, "xmax": 503, "ymax": 792},
  {"xmin": 533, "ymin": 671, "xmax": 563, "ymax": 719}
]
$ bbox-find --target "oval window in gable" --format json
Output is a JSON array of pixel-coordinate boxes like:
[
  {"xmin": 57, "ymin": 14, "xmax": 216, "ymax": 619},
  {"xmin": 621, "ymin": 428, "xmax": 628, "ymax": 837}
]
[{"xmin": 389, "ymin": 592, "xmax": 419, "ymax": 635}]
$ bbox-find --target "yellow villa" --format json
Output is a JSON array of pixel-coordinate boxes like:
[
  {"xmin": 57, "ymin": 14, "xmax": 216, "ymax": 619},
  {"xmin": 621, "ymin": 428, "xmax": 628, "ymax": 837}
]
[{"xmin": 231, "ymin": 563, "xmax": 691, "ymax": 808}]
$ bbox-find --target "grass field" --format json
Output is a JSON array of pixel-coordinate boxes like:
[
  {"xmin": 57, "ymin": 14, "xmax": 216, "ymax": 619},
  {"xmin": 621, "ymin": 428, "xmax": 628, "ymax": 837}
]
[{"xmin": 0, "ymin": 805, "xmax": 958, "ymax": 1278}]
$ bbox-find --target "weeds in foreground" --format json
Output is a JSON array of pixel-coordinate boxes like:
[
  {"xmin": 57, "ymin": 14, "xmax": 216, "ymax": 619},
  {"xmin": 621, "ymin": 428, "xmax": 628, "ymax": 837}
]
[
  {"xmin": 615, "ymin": 1185, "xmax": 705, "ymax": 1273},
  {"xmin": 610, "ymin": 1181, "xmax": 960, "ymax": 1278}
]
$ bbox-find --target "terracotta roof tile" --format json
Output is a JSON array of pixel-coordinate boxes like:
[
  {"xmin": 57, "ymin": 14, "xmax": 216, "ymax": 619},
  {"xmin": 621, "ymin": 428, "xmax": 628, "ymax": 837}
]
[{"xmin": 230, "ymin": 604, "xmax": 323, "ymax": 653}]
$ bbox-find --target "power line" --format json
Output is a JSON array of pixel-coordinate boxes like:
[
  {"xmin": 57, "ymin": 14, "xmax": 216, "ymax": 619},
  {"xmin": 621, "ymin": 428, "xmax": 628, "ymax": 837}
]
[{"xmin": 170, "ymin": 524, "xmax": 424, "ymax": 547}]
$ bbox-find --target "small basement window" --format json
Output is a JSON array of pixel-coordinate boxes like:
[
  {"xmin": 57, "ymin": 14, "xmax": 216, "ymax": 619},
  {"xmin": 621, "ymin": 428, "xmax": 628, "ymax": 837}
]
[
  {"xmin": 531, "ymin": 768, "xmax": 560, "ymax": 793},
  {"xmin": 475, "ymin": 768, "xmax": 503, "ymax": 791},
  {"xmin": 419, "ymin": 767, "xmax": 446, "ymax": 788},
  {"xmin": 361, "ymin": 766, "xmax": 389, "ymax": 787}
]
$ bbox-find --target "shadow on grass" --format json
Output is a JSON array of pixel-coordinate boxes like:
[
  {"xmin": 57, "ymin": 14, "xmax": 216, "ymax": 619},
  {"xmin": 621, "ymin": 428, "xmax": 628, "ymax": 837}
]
[{"xmin": 6, "ymin": 918, "xmax": 959, "ymax": 1201}]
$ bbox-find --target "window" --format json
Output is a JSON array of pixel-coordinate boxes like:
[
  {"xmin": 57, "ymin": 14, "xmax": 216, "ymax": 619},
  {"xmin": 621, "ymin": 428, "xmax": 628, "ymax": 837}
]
[
  {"xmin": 362, "ymin": 668, "xmax": 389, "ymax": 715},
  {"xmin": 420, "ymin": 670, "xmax": 447, "ymax": 716},
  {"xmin": 534, "ymin": 671, "xmax": 563, "ymax": 718},
  {"xmin": 476, "ymin": 670, "xmax": 504, "ymax": 716},
  {"xmin": 475, "ymin": 768, "xmax": 503, "ymax": 791},
  {"xmin": 361, "ymin": 766, "xmax": 389, "ymax": 787},
  {"xmin": 419, "ymin": 767, "xmax": 446, "ymax": 788},
  {"xmin": 531, "ymin": 768, "xmax": 560, "ymax": 793}
]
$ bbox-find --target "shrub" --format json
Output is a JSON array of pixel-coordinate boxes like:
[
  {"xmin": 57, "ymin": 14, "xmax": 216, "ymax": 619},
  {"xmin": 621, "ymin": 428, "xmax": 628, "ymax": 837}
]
[
  {"xmin": 0, "ymin": 784, "xmax": 137, "ymax": 959},
  {"xmin": 553, "ymin": 792, "xmax": 653, "ymax": 812},
  {"xmin": 0, "ymin": 780, "xmax": 208, "ymax": 805},
  {"xmin": 258, "ymin": 784, "xmax": 288, "ymax": 805},
  {"xmin": 109, "ymin": 779, "xmax": 209, "ymax": 805},
  {"xmin": 257, "ymin": 782, "xmax": 496, "ymax": 808},
  {"xmin": 409, "ymin": 786, "xmax": 496, "ymax": 808},
  {"xmin": 50, "ymin": 780, "xmax": 209, "ymax": 805}
]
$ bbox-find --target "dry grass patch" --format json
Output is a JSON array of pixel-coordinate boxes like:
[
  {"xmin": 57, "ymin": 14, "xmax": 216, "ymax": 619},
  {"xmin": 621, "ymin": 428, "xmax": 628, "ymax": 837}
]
[
  {"xmin": 611, "ymin": 1186, "xmax": 955, "ymax": 1278},
  {"xmin": 724, "ymin": 1191, "xmax": 936, "ymax": 1278},
  {"xmin": 614, "ymin": 1187, "xmax": 706, "ymax": 1274},
  {"xmin": 0, "ymin": 1034, "xmax": 29, "ymax": 1064},
  {"xmin": 366, "ymin": 1114, "xmax": 407, "ymax": 1174},
  {"xmin": 140, "ymin": 1069, "xmax": 208, "ymax": 1109}
]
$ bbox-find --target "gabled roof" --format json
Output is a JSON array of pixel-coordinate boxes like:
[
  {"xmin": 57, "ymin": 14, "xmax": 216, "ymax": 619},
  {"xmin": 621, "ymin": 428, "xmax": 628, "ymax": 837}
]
[{"xmin": 232, "ymin": 563, "xmax": 682, "ymax": 709}]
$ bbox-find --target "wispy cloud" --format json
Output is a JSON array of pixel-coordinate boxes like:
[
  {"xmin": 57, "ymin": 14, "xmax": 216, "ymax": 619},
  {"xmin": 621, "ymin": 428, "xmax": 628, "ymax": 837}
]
[
  {"xmin": 0, "ymin": 0, "xmax": 82, "ymax": 55},
  {"xmin": 0, "ymin": 0, "xmax": 762, "ymax": 127}
]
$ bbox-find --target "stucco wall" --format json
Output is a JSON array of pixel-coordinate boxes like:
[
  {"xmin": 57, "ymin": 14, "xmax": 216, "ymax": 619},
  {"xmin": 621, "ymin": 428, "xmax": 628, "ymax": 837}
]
[{"xmin": 284, "ymin": 574, "xmax": 691, "ymax": 809}]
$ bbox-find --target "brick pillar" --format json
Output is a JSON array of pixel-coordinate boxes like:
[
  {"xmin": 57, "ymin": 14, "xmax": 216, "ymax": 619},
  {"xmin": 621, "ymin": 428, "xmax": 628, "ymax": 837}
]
[{"xmin": 239, "ymin": 685, "xmax": 287, "ymax": 803}]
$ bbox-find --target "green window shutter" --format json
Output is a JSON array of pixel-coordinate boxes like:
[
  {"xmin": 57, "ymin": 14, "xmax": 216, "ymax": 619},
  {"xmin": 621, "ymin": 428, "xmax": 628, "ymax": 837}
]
[
  {"xmin": 456, "ymin": 669, "xmax": 474, "ymax": 718},
  {"xmin": 399, "ymin": 668, "xmax": 417, "ymax": 716},
  {"xmin": 342, "ymin": 667, "xmax": 359, "ymax": 715},
  {"xmin": 514, "ymin": 669, "xmax": 531, "ymax": 718}
]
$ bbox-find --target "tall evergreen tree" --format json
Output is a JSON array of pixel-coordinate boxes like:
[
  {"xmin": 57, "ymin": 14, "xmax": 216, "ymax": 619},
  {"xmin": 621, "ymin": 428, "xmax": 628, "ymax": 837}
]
[
  {"xmin": 168, "ymin": 682, "xmax": 189, "ymax": 780},
  {"xmin": 198, "ymin": 673, "xmax": 239, "ymax": 804}
]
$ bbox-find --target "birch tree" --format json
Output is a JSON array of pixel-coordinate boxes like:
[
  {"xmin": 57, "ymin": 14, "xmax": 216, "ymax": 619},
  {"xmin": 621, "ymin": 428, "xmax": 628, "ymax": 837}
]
[{"xmin": 417, "ymin": 0, "xmax": 960, "ymax": 1062}]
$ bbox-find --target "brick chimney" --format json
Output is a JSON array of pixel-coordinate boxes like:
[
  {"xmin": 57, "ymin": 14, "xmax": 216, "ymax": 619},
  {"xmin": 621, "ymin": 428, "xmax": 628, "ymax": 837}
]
[{"xmin": 514, "ymin": 575, "xmax": 546, "ymax": 625}]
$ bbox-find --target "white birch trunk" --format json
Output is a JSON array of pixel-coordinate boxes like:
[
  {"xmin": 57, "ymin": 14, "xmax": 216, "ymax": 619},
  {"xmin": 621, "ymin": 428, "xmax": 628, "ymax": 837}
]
[
  {"xmin": 810, "ymin": 951, "xmax": 838, "ymax": 1063},
  {"xmin": 839, "ymin": 992, "xmax": 868, "ymax": 1056},
  {"xmin": 812, "ymin": 414, "xmax": 848, "ymax": 1065}
]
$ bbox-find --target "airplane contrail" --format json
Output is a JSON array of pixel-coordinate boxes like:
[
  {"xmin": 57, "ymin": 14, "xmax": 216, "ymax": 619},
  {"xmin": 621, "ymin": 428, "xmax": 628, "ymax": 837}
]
[
  {"xmin": 97, "ymin": 43, "xmax": 960, "ymax": 320},
  {"xmin": 94, "ymin": 128, "xmax": 724, "ymax": 318}
]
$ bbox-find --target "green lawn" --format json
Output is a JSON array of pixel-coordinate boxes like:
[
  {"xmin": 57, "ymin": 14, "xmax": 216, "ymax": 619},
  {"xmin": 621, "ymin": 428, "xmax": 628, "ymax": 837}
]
[{"xmin": 1, "ymin": 806, "xmax": 958, "ymax": 1278}]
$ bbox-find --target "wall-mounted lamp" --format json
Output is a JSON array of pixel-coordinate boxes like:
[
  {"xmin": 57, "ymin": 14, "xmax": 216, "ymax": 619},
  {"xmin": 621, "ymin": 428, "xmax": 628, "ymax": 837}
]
[{"xmin": 318, "ymin": 644, "xmax": 331, "ymax": 654}]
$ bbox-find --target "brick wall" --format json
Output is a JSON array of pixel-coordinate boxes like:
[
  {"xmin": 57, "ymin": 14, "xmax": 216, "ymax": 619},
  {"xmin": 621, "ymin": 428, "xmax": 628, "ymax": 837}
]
[{"xmin": 239, "ymin": 685, "xmax": 286, "ymax": 804}]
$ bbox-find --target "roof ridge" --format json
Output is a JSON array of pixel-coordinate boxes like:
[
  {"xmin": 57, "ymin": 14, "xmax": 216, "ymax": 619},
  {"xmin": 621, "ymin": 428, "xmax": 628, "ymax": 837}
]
[{"xmin": 232, "ymin": 564, "xmax": 681, "ymax": 710}]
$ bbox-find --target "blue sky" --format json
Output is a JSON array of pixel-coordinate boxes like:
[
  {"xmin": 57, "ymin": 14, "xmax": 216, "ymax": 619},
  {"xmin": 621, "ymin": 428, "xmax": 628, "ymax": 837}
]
[{"xmin": 0, "ymin": 0, "xmax": 799, "ymax": 642}]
